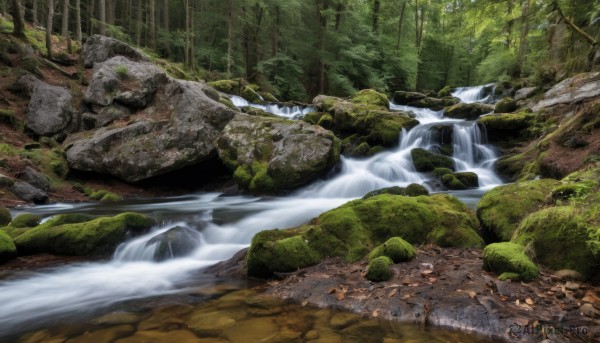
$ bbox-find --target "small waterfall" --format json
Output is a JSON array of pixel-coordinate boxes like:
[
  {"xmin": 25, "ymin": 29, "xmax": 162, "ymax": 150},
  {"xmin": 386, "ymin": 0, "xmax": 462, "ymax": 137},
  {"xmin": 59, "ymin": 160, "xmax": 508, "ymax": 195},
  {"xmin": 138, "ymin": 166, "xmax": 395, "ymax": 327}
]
[
  {"xmin": 451, "ymin": 85, "xmax": 493, "ymax": 104},
  {"xmin": 228, "ymin": 95, "xmax": 314, "ymax": 119}
]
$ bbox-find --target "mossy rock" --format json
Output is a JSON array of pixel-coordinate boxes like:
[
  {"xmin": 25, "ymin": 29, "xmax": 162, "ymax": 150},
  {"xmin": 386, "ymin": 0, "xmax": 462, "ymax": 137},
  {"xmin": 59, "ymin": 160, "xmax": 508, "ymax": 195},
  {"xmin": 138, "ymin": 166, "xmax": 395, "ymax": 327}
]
[
  {"xmin": 0, "ymin": 229, "xmax": 16, "ymax": 262},
  {"xmin": 445, "ymin": 103, "xmax": 494, "ymax": 120},
  {"xmin": 453, "ymin": 172, "xmax": 479, "ymax": 188},
  {"xmin": 494, "ymin": 97, "xmax": 518, "ymax": 113},
  {"xmin": 351, "ymin": 89, "xmax": 389, "ymax": 108},
  {"xmin": 411, "ymin": 148, "xmax": 455, "ymax": 172},
  {"xmin": 478, "ymin": 112, "xmax": 536, "ymax": 135},
  {"xmin": 9, "ymin": 213, "xmax": 41, "ymax": 228},
  {"xmin": 442, "ymin": 174, "xmax": 467, "ymax": 190},
  {"xmin": 476, "ymin": 179, "xmax": 561, "ymax": 242},
  {"xmin": 259, "ymin": 92, "xmax": 278, "ymax": 103},
  {"xmin": 247, "ymin": 193, "xmax": 482, "ymax": 277},
  {"xmin": 218, "ymin": 96, "xmax": 237, "ymax": 110},
  {"xmin": 498, "ymin": 272, "xmax": 521, "ymax": 281},
  {"xmin": 366, "ymin": 256, "xmax": 393, "ymax": 282},
  {"xmin": 512, "ymin": 206, "xmax": 598, "ymax": 280},
  {"xmin": 317, "ymin": 114, "xmax": 333, "ymax": 129},
  {"xmin": 89, "ymin": 190, "xmax": 123, "ymax": 203},
  {"xmin": 551, "ymin": 183, "xmax": 593, "ymax": 201},
  {"xmin": 437, "ymin": 86, "xmax": 453, "ymax": 98},
  {"xmin": 405, "ymin": 183, "xmax": 429, "ymax": 196},
  {"xmin": 363, "ymin": 184, "xmax": 428, "ymax": 199},
  {"xmin": 0, "ymin": 207, "xmax": 11, "ymax": 226},
  {"xmin": 207, "ymin": 79, "xmax": 244, "ymax": 94},
  {"xmin": 368, "ymin": 237, "xmax": 417, "ymax": 263},
  {"xmin": 432, "ymin": 168, "xmax": 452, "ymax": 177},
  {"xmin": 303, "ymin": 112, "xmax": 326, "ymax": 125},
  {"xmin": 482, "ymin": 242, "xmax": 539, "ymax": 281},
  {"xmin": 241, "ymin": 85, "xmax": 264, "ymax": 104},
  {"xmin": 14, "ymin": 212, "xmax": 156, "ymax": 256}
]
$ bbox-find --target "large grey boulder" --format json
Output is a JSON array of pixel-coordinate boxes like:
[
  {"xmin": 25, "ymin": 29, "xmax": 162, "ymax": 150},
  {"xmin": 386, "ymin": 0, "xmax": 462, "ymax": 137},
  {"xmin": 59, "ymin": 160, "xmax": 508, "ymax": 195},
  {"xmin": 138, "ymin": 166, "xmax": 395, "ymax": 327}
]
[
  {"xmin": 11, "ymin": 182, "xmax": 48, "ymax": 204},
  {"xmin": 85, "ymin": 56, "xmax": 167, "ymax": 109},
  {"xmin": 20, "ymin": 166, "xmax": 50, "ymax": 191},
  {"xmin": 215, "ymin": 114, "xmax": 341, "ymax": 193},
  {"xmin": 67, "ymin": 79, "xmax": 236, "ymax": 182},
  {"xmin": 81, "ymin": 35, "xmax": 149, "ymax": 68},
  {"xmin": 146, "ymin": 226, "xmax": 201, "ymax": 261},
  {"xmin": 16, "ymin": 74, "xmax": 74, "ymax": 136},
  {"xmin": 533, "ymin": 72, "xmax": 600, "ymax": 111}
]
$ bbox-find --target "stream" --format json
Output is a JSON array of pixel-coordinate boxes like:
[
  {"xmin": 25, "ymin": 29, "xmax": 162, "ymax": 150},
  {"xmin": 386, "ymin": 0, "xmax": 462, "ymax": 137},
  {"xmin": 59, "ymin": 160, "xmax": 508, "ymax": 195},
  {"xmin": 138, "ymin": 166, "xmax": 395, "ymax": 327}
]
[{"xmin": 0, "ymin": 86, "xmax": 503, "ymax": 342}]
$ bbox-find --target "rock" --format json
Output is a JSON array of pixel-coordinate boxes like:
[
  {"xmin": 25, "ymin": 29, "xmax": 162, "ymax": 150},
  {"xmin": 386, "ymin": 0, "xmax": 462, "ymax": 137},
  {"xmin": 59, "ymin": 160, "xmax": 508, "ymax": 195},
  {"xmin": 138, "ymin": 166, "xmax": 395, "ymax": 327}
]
[
  {"xmin": 146, "ymin": 226, "xmax": 201, "ymax": 261},
  {"xmin": 115, "ymin": 330, "xmax": 205, "ymax": 343},
  {"xmin": 0, "ymin": 230, "xmax": 17, "ymax": 261},
  {"xmin": 351, "ymin": 89, "xmax": 389, "ymax": 108},
  {"xmin": 476, "ymin": 179, "xmax": 561, "ymax": 242},
  {"xmin": 444, "ymin": 103, "xmax": 494, "ymax": 120},
  {"xmin": 441, "ymin": 174, "xmax": 467, "ymax": 190},
  {"xmin": 67, "ymin": 78, "xmax": 236, "ymax": 182},
  {"xmin": 564, "ymin": 281, "xmax": 580, "ymax": 291},
  {"xmin": 187, "ymin": 310, "xmax": 236, "ymax": 336},
  {"xmin": 215, "ymin": 114, "xmax": 340, "ymax": 193},
  {"xmin": 90, "ymin": 312, "xmax": 140, "ymax": 325},
  {"xmin": 0, "ymin": 207, "xmax": 11, "ymax": 226},
  {"xmin": 9, "ymin": 213, "xmax": 41, "ymax": 228},
  {"xmin": 453, "ymin": 172, "xmax": 479, "ymax": 188},
  {"xmin": 14, "ymin": 74, "xmax": 40, "ymax": 96},
  {"xmin": 329, "ymin": 312, "xmax": 360, "ymax": 329},
  {"xmin": 20, "ymin": 166, "xmax": 50, "ymax": 191},
  {"xmin": 554, "ymin": 269, "xmax": 584, "ymax": 282},
  {"xmin": 411, "ymin": 148, "xmax": 455, "ymax": 172},
  {"xmin": 65, "ymin": 325, "xmax": 134, "ymax": 343},
  {"xmin": 482, "ymin": 242, "xmax": 539, "ymax": 281},
  {"xmin": 514, "ymin": 87, "xmax": 536, "ymax": 101},
  {"xmin": 24, "ymin": 77, "xmax": 73, "ymax": 136},
  {"xmin": 477, "ymin": 112, "xmax": 536, "ymax": 139},
  {"xmin": 580, "ymin": 303, "xmax": 600, "ymax": 318},
  {"xmin": 85, "ymin": 56, "xmax": 167, "ymax": 108},
  {"xmin": 513, "ymin": 206, "xmax": 598, "ymax": 280},
  {"xmin": 10, "ymin": 182, "xmax": 48, "ymax": 204},
  {"xmin": 533, "ymin": 72, "xmax": 600, "ymax": 111},
  {"xmin": 362, "ymin": 184, "xmax": 428, "ymax": 199},
  {"xmin": 392, "ymin": 91, "xmax": 459, "ymax": 110},
  {"xmin": 222, "ymin": 317, "xmax": 279, "ymax": 343},
  {"xmin": 247, "ymin": 193, "xmax": 483, "ymax": 277},
  {"xmin": 14, "ymin": 212, "xmax": 156, "ymax": 256},
  {"xmin": 494, "ymin": 97, "xmax": 518, "ymax": 113},
  {"xmin": 0, "ymin": 173, "xmax": 14, "ymax": 187},
  {"xmin": 368, "ymin": 237, "xmax": 416, "ymax": 263},
  {"xmin": 94, "ymin": 104, "xmax": 131, "ymax": 128},
  {"xmin": 207, "ymin": 79, "xmax": 245, "ymax": 94},
  {"xmin": 81, "ymin": 35, "xmax": 149, "ymax": 68}
]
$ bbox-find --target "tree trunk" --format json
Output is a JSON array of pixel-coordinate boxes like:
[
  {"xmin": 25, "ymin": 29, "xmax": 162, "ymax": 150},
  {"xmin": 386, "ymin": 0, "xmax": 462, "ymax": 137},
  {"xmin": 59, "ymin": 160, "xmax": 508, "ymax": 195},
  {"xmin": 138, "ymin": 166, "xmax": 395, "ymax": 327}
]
[
  {"xmin": 372, "ymin": 0, "xmax": 380, "ymax": 32},
  {"xmin": 319, "ymin": 0, "xmax": 329, "ymax": 94},
  {"xmin": 136, "ymin": 0, "xmax": 142, "ymax": 46},
  {"xmin": 334, "ymin": 3, "xmax": 342, "ymax": 31},
  {"xmin": 11, "ymin": 0, "xmax": 25, "ymax": 37},
  {"xmin": 162, "ymin": 0, "xmax": 169, "ymax": 56},
  {"xmin": 396, "ymin": 0, "xmax": 407, "ymax": 49},
  {"xmin": 226, "ymin": 0, "xmax": 233, "ymax": 75},
  {"xmin": 517, "ymin": 0, "xmax": 530, "ymax": 66},
  {"xmin": 98, "ymin": 0, "xmax": 105, "ymax": 35},
  {"xmin": 46, "ymin": 0, "xmax": 54, "ymax": 58},
  {"xmin": 61, "ymin": 0, "xmax": 71, "ymax": 52},
  {"xmin": 148, "ymin": 0, "xmax": 155, "ymax": 50},
  {"xmin": 75, "ymin": 0, "xmax": 81, "ymax": 43},
  {"xmin": 271, "ymin": 4, "xmax": 279, "ymax": 57},
  {"xmin": 184, "ymin": 0, "xmax": 190, "ymax": 68},
  {"xmin": 88, "ymin": 0, "xmax": 95, "ymax": 35},
  {"xmin": 32, "ymin": 0, "xmax": 37, "ymax": 27}
]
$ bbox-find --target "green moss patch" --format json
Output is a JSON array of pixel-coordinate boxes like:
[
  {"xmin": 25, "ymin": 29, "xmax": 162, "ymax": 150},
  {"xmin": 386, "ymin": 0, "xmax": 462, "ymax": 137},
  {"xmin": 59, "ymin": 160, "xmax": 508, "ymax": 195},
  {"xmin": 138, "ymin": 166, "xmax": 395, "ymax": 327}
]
[
  {"xmin": 9, "ymin": 213, "xmax": 41, "ymax": 228},
  {"xmin": 0, "ymin": 230, "xmax": 16, "ymax": 262},
  {"xmin": 366, "ymin": 256, "xmax": 393, "ymax": 282},
  {"xmin": 362, "ymin": 184, "xmax": 428, "ymax": 199},
  {"xmin": 368, "ymin": 237, "xmax": 416, "ymax": 263},
  {"xmin": 411, "ymin": 148, "xmax": 455, "ymax": 172},
  {"xmin": 483, "ymin": 242, "xmax": 539, "ymax": 281},
  {"xmin": 351, "ymin": 89, "xmax": 389, "ymax": 108},
  {"xmin": 14, "ymin": 213, "xmax": 156, "ymax": 256},
  {"xmin": 0, "ymin": 207, "xmax": 11, "ymax": 226},
  {"xmin": 89, "ymin": 189, "xmax": 123, "ymax": 203}
]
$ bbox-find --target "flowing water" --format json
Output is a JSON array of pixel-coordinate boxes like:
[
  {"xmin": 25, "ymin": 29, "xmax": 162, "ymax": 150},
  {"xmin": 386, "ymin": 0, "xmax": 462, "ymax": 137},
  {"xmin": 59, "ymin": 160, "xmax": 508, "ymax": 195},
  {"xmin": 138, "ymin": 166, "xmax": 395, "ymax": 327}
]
[
  {"xmin": 0, "ymin": 86, "xmax": 503, "ymax": 340},
  {"xmin": 229, "ymin": 95, "xmax": 315, "ymax": 119}
]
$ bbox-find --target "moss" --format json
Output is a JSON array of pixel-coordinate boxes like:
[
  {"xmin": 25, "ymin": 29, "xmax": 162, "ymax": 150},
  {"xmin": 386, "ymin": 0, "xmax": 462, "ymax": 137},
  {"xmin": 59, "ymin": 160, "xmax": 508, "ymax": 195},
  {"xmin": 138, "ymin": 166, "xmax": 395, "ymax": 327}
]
[
  {"xmin": 411, "ymin": 148, "xmax": 455, "ymax": 172},
  {"xmin": 0, "ymin": 175, "xmax": 14, "ymax": 187},
  {"xmin": 113, "ymin": 65, "xmax": 129, "ymax": 79},
  {"xmin": 482, "ymin": 242, "xmax": 539, "ymax": 281},
  {"xmin": 14, "ymin": 212, "xmax": 156, "ymax": 256},
  {"xmin": 453, "ymin": 172, "xmax": 479, "ymax": 188},
  {"xmin": 513, "ymin": 206, "xmax": 598, "ymax": 280},
  {"xmin": 10, "ymin": 213, "xmax": 41, "ymax": 228},
  {"xmin": 241, "ymin": 85, "xmax": 263, "ymax": 103},
  {"xmin": 366, "ymin": 256, "xmax": 393, "ymax": 282},
  {"xmin": 365, "ymin": 111, "xmax": 419, "ymax": 146},
  {"xmin": 437, "ymin": 86, "xmax": 453, "ymax": 98},
  {"xmin": 218, "ymin": 96, "xmax": 237, "ymax": 110},
  {"xmin": 442, "ymin": 174, "xmax": 467, "ymax": 190},
  {"xmin": 476, "ymin": 179, "xmax": 561, "ymax": 242},
  {"xmin": 0, "ymin": 207, "xmax": 11, "ymax": 226},
  {"xmin": 368, "ymin": 237, "xmax": 417, "ymax": 263},
  {"xmin": 479, "ymin": 112, "xmax": 536, "ymax": 131},
  {"xmin": 405, "ymin": 184, "xmax": 429, "ymax": 196},
  {"xmin": 89, "ymin": 190, "xmax": 123, "ymax": 202},
  {"xmin": 368, "ymin": 146, "xmax": 384, "ymax": 156},
  {"xmin": 498, "ymin": 272, "xmax": 521, "ymax": 281},
  {"xmin": 303, "ymin": 112, "xmax": 325, "ymax": 125},
  {"xmin": 207, "ymin": 79, "xmax": 244, "ymax": 94},
  {"xmin": 425, "ymin": 194, "xmax": 484, "ymax": 248},
  {"xmin": 246, "ymin": 229, "xmax": 320, "ymax": 278},
  {"xmin": 233, "ymin": 165, "xmax": 253, "ymax": 188},
  {"xmin": 0, "ymin": 109, "xmax": 16, "ymax": 128},
  {"xmin": 444, "ymin": 103, "xmax": 493, "ymax": 120},
  {"xmin": 248, "ymin": 162, "xmax": 276, "ymax": 192},
  {"xmin": 433, "ymin": 167, "xmax": 452, "ymax": 177},
  {"xmin": 351, "ymin": 89, "xmax": 389, "ymax": 108},
  {"xmin": 317, "ymin": 114, "xmax": 333, "ymax": 129},
  {"xmin": 494, "ymin": 97, "xmax": 518, "ymax": 113},
  {"xmin": 1, "ymin": 226, "xmax": 30, "ymax": 239},
  {"xmin": 551, "ymin": 183, "xmax": 592, "ymax": 201},
  {"xmin": 0, "ymin": 229, "xmax": 16, "ymax": 261},
  {"xmin": 260, "ymin": 92, "xmax": 278, "ymax": 102}
]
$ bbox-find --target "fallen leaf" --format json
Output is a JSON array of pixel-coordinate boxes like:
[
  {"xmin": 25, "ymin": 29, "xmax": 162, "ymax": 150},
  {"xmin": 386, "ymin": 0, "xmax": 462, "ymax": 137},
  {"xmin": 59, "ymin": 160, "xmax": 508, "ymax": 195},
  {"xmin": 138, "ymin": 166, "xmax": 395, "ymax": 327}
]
[
  {"xmin": 525, "ymin": 298, "xmax": 534, "ymax": 305},
  {"xmin": 499, "ymin": 295, "xmax": 508, "ymax": 302},
  {"xmin": 421, "ymin": 270, "xmax": 433, "ymax": 277},
  {"xmin": 388, "ymin": 289, "xmax": 398, "ymax": 298},
  {"xmin": 328, "ymin": 288, "xmax": 336, "ymax": 294},
  {"xmin": 337, "ymin": 292, "xmax": 346, "ymax": 301},
  {"xmin": 515, "ymin": 299, "xmax": 520, "ymax": 305},
  {"xmin": 401, "ymin": 294, "xmax": 410, "ymax": 300},
  {"xmin": 410, "ymin": 283, "xmax": 420, "ymax": 287},
  {"xmin": 372, "ymin": 309, "xmax": 379, "ymax": 318},
  {"xmin": 428, "ymin": 277, "xmax": 437, "ymax": 283},
  {"xmin": 468, "ymin": 291, "xmax": 477, "ymax": 299}
]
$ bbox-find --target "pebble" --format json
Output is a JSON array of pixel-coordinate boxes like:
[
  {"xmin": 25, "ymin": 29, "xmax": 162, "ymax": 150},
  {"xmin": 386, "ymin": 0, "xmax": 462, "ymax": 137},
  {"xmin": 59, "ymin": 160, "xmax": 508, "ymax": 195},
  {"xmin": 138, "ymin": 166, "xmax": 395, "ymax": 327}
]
[
  {"xmin": 555, "ymin": 291, "xmax": 566, "ymax": 299},
  {"xmin": 565, "ymin": 281, "xmax": 580, "ymax": 291},
  {"xmin": 580, "ymin": 303, "xmax": 600, "ymax": 318}
]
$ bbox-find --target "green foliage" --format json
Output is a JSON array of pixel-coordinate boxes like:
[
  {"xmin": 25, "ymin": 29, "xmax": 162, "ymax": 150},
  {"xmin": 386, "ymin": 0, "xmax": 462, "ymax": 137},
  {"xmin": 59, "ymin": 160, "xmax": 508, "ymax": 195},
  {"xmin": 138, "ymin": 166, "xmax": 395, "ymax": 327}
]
[
  {"xmin": 89, "ymin": 190, "xmax": 123, "ymax": 203},
  {"xmin": 114, "ymin": 65, "xmax": 129, "ymax": 79}
]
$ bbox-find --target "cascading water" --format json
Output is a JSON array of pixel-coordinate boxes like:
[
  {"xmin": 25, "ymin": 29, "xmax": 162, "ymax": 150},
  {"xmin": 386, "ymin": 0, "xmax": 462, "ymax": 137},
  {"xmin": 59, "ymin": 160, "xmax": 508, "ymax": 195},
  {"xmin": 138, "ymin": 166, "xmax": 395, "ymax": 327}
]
[
  {"xmin": 0, "ymin": 84, "xmax": 504, "ymax": 337},
  {"xmin": 452, "ymin": 84, "xmax": 494, "ymax": 104},
  {"xmin": 229, "ymin": 95, "xmax": 315, "ymax": 119}
]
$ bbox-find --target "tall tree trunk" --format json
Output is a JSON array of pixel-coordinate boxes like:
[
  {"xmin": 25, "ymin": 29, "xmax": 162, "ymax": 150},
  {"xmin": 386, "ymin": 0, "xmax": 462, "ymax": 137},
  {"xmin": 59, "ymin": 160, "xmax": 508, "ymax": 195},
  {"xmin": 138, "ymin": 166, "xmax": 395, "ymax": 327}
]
[
  {"xmin": 32, "ymin": 0, "xmax": 37, "ymax": 27},
  {"xmin": 46, "ymin": 0, "xmax": 54, "ymax": 58},
  {"xmin": 106, "ymin": 0, "xmax": 114, "ymax": 26},
  {"xmin": 184, "ymin": 0, "xmax": 190, "ymax": 68},
  {"xmin": 271, "ymin": 4, "xmax": 279, "ymax": 57},
  {"xmin": 75, "ymin": 0, "xmax": 81, "ymax": 43},
  {"xmin": 334, "ymin": 3, "xmax": 342, "ymax": 31},
  {"xmin": 61, "ymin": 0, "xmax": 71, "ymax": 52},
  {"xmin": 88, "ymin": 0, "xmax": 95, "ymax": 35},
  {"xmin": 319, "ymin": 0, "xmax": 329, "ymax": 94},
  {"xmin": 98, "ymin": 0, "xmax": 105, "ymax": 35},
  {"xmin": 226, "ymin": 0, "xmax": 233, "ymax": 75},
  {"xmin": 396, "ymin": 0, "xmax": 407, "ymax": 49},
  {"xmin": 11, "ymin": 0, "xmax": 25, "ymax": 37},
  {"xmin": 148, "ymin": 0, "xmax": 155, "ymax": 50},
  {"xmin": 136, "ymin": 0, "xmax": 142, "ymax": 46},
  {"xmin": 162, "ymin": 0, "xmax": 169, "ymax": 56},
  {"xmin": 372, "ymin": 0, "xmax": 380, "ymax": 32},
  {"xmin": 506, "ymin": 0, "xmax": 514, "ymax": 48},
  {"xmin": 517, "ymin": 0, "xmax": 530, "ymax": 66}
]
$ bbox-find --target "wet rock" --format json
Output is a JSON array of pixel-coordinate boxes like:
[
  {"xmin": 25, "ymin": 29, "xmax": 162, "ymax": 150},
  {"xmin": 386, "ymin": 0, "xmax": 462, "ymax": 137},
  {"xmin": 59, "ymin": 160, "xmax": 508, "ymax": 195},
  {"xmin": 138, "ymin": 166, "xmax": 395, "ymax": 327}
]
[
  {"xmin": 580, "ymin": 303, "xmax": 600, "ymax": 318},
  {"xmin": 223, "ymin": 317, "xmax": 279, "ymax": 342},
  {"xmin": 114, "ymin": 330, "xmax": 205, "ymax": 343},
  {"xmin": 494, "ymin": 97, "xmax": 518, "ymax": 113},
  {"xmin": 65, "ymin": 325, "xmax": 134, "ymax": 343},
  {"xmin": 10, "ymin": 182, "xmax": 48, "ymax": 204},
  {"xmin": 514, "ymin": 87, "xmax": 536, "ymax": 101},
  {"xmin": 215, "ymin": 114, "xmax": 340, "ymax": 193},
  {"xmin": 329, "ymin": 312, "xmax": 360, "ymax": 329},
  {"xmin": 90, "ymin": 311, "xmax": 140, "ymax": 326},
  {"xmin": 477, "ymin": 112, "xmax": 536, "ymax": 139},
  {"xmin": 565, "ymin": 281, "xmax": 580, "ymax": 291},
  {"xmin": 554, "ymin": 270, "xmax": 584, "ymax": 282},
  {"xmin": 392, "ymin": 91, "xmax": 459, "ymax": 110},
  {"xmin": 411, "ymin": 148, "xmax": 455, "ymax": 172},
  {"xmin": 81, "ymin": 35, "xmax": 149, "ymax": 68},
  {"xmin": 362, "ymin": 184, "xmax": 428, "ymax": 199},
  {"xmin": 20, "ymin": 166, "xmax": 50, "ymax": 191},
  {"xmin": 444, "ymin": 103, "xmax": 494, "ymax": 120},
  {"xmin": 533, "ymin": 72, "xmax": 600, "ymax": 111},
  {"xmin": 187, "ymin": 311, "xmax": 236, "ymax": 336},
  {"xmin": 20, "ymin": 75, "xmax": 73, "ymax": 136},
  {"xmin": 136, "ymin": 305, "xmax": 192, "ymax": 331},
  {"xmin": 146, "ymin": 226, "xmax": 201, "ymax": 261}
]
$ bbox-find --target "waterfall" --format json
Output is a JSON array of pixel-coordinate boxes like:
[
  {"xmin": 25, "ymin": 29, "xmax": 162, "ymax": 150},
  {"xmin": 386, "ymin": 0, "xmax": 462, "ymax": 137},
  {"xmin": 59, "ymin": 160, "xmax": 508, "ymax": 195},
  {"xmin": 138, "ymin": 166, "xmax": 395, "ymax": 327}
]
[
  {"xmin": 451, "ymin": 84, "xmax": 494, "ymax": 104},
  {"xmin": 228, "ymin": 95, "xmax": 314, "ymax": 119}
]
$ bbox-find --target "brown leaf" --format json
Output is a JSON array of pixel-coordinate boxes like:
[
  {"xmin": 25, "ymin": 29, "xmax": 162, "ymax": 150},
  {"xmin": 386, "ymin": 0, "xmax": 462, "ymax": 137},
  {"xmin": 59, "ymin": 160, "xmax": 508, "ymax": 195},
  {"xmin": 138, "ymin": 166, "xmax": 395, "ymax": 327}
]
[
  {"xmin": 328, "ymin": 288, "xmax": 337, "ymax": 294},
  {"xmin": 410, "ymin": 283, "xmax": 420, "ymax": 287},
  {"xmin": 372, "ymin": 309, "xmax": 379, "ymax": 318},
  {"xmin": 468, "ymin": 291, "xmax": 477, "ymax": 299},
  {"xmin": 525, "ymin": 298, "xmax": 534, "ymax": 305},
  {"xmin": 421, "ymin": 270, "xmax": 433, "ymax": 277},
  {"xmin": 499, "ymin": 295, "xmax": 508, "ymax": 302},
  {"xmin": 388, "ymin": 288, "xmax": 398, "ymax": 298},
  {"xmin": 428, "ymin": 277, "xmax": 437, "ymax": 283},
  {"xmin": 515, "ymin": 299, "xmax": 520, "ymax": 305},
  {"xmin": 401, "ymin": 294, "xmax": 410, "ymax": 300}
]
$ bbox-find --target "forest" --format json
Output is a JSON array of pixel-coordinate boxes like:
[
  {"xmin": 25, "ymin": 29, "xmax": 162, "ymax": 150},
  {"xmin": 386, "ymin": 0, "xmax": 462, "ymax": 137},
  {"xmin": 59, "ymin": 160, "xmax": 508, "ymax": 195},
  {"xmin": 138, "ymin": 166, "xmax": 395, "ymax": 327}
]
[{"xmin": 2, "ymin": 0, "xmax": 600, "ymax": 101}]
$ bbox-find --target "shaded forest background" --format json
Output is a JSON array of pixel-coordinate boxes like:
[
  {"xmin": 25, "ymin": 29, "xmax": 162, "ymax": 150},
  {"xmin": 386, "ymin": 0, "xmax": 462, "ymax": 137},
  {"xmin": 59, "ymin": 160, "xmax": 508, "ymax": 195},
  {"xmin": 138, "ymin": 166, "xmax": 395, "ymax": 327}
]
[{"xmin": 1, "ymin": 0, "xmax": 600, "ymax": 101}]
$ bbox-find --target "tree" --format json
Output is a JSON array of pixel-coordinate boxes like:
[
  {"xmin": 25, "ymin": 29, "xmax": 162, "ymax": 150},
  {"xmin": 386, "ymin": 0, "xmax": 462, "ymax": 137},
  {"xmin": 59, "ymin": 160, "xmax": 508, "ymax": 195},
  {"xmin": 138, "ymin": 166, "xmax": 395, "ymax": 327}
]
[
  {"xmin": 46, "ymin": 0, "xmax": 54, "ymax": 58},
  {"xmin": 99, "ymin": 0, "xmax": 106, "ymax": 35},
  {"xmin": 61, "ymin": 0, "xmax": 71, "ymax": 53},
  {"xmin": 75, "ymin": 0, "xmax": 82, "ymax": 43},
  {"xmin": 11, "ymin": 0, "xmax": 25, "ymax": 38}
]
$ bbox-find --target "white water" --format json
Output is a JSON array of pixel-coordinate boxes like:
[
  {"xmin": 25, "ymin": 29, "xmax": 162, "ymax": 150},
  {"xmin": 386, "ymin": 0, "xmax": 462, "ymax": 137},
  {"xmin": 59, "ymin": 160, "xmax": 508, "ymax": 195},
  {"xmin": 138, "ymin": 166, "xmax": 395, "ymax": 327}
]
[
  {"xmin": 0, "ymin": 85, "xmax": 503, "ymax": 336},
  {"xmin": 452, "ymin": 84, "xmax": 494, "ymax": 104},
  {"xmin": 229, "ymin": 95, "xmax": 315, "ymax": 119}
]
